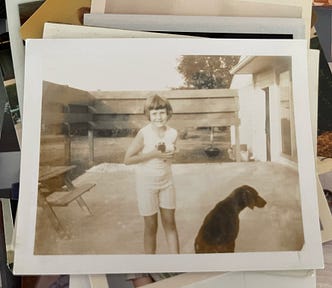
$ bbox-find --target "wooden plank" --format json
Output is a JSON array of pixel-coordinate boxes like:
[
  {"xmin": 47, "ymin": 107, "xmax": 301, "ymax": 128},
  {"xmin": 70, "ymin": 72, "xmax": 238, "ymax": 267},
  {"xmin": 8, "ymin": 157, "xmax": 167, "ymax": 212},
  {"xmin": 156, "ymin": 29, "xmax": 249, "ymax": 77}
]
[
  {"xmin": 95, "ymin": 112, "xmax": 238, "ymax": 121},
  {"xmin": 39, "ymin": 165, "xmax": 76, "ymax": 182},
  {"xmin": 40, "ymin": 135, "xmax": 67, "ymax": 144},
  {"xmin": 64, "ymin": 104, "xmax": 90, "ymax": 113},
  {"xmin": 41, "ymin": 82, "xmax": 95, "ymax": 130},
  {"xmin": 41, "ymin": 124, "xmax": 64, "ymax": 135},
  {"xmin": 93, "ymin": 114, "xmax": 240, "ymax": 130},
  {"xmin": 40, "ymin": 137, "xmax": 72, "ymax": 166},
  {"xmin": 95, "ymin": 99, "xmax": 143, "ymax": 114},
  {"xmin": 46, "ymin": 183, "xmax": 95, "ymax": 206},
  {"xmin": 43, "ymin": 81, "xmax": 94, "ymax": 104},
  {"xmin": 40, "ymin": 146, "xmax": 71, "ymax": 166},
  {"xmin": 41, "ymin": 102, "xmax": 64, "ymax": 116},
  {"xmin": 94, "ymin": 97, "xmax": 239, "ymax": 114},
  {"xmin": 88, "ymin": 129, "xmax": 94, "ymax": 166},
  {"xmin": 64, "ymin": 113, "xmax": 93, "ymax": 123},
  {"xmin": 172, "ymin": 98, "xmax": 238, "ymax": 113},
  {"xmin": 41, "ymin": 108, "xmax": 64, "ymax": 126},
  {"xmin": 43, "ymin": 111, "xmax": 93, "ymax": 125},
  {"xmin": 127, "ymin": 118, "xmax": 234, "ymax": 128},
  {"xmin": 91, "ymin": 89, "xmax": 238, "ymax": 100},
  {"xmin": 64, "ymin": 123, "xmax": 90, "ymax": 135}
]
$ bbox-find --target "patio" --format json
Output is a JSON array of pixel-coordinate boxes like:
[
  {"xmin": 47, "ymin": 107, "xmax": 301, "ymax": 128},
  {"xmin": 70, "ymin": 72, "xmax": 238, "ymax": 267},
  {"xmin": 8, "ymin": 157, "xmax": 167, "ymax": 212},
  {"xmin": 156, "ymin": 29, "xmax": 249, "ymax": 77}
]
[{"xmin": 34, "ymin": 161, "xmax": 304, "ymax": 255}]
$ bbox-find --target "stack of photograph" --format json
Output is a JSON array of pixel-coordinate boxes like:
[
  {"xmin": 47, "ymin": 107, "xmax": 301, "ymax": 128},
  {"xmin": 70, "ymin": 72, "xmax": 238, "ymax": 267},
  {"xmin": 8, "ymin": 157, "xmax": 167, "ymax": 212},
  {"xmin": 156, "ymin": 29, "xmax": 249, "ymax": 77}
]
[{"xmin": 2, "ymin": 0, "xmax": 332, "ymax": 287}]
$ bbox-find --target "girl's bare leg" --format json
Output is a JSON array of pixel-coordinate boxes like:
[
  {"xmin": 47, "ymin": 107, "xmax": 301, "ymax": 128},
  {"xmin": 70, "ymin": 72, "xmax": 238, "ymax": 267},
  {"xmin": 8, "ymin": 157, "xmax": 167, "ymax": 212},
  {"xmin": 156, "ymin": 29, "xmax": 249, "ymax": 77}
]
[
  {"xmin": 143, "ymin": 213, "xmax": 158, "ymax": 254},
  {"xmin": 160, "ymin": 208, "xmax": 179, "ymax": 254}
]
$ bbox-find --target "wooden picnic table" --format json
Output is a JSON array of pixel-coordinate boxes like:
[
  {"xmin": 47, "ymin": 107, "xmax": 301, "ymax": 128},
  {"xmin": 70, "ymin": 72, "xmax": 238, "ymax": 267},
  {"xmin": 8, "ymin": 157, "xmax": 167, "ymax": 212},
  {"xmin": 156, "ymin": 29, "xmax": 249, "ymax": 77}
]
[
  {"xmin": 38, "ymin": 165, "xmax": 95, "ymax": 237},
  {"xmin": 39, "ymin": 165, "xmax": 76, "ymax": 182}
]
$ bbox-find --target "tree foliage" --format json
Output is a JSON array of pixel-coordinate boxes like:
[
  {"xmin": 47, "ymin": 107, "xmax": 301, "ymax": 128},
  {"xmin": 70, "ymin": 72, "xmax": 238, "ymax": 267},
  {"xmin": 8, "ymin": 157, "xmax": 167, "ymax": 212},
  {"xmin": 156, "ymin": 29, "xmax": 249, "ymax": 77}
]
[{"xmin": 177, "ymin": 55, "xmax": 240, "ymax": 89}]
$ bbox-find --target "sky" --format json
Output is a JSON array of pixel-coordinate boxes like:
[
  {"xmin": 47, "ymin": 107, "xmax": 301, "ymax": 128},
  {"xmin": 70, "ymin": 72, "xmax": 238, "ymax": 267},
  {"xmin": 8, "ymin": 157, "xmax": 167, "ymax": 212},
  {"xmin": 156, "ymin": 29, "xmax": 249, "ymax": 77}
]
[{"xmin": 41, "ymin": 39, "xmax": 185, "ymax": 92}]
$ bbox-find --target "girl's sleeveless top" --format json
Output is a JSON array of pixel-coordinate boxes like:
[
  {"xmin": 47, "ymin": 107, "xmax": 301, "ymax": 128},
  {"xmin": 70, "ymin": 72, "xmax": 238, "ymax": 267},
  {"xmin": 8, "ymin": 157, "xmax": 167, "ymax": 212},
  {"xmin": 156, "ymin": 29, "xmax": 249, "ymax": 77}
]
[{"xmin": 137, "ymin": 123, "xmax": 177, "ymax": 178}]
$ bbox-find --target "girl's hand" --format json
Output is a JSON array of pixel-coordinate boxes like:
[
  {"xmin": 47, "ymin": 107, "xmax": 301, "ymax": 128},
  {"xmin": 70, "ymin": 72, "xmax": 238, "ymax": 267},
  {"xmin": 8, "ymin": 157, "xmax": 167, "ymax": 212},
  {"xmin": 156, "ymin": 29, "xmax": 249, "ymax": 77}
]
[
  {"xmin": 151, "ymin": 149, "xmax": 175, "ymax": 160},
  {"xmin": 160, "ymin": 151, "xmax": 175, "ymax": 160}
]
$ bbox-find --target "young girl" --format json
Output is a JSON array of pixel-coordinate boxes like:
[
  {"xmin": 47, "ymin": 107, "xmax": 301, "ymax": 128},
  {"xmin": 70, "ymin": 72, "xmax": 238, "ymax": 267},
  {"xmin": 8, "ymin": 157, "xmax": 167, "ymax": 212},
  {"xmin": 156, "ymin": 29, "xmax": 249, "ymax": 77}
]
[{"xmin": 124, "ymin": 94, "xmax": 180, "ymax": 254}]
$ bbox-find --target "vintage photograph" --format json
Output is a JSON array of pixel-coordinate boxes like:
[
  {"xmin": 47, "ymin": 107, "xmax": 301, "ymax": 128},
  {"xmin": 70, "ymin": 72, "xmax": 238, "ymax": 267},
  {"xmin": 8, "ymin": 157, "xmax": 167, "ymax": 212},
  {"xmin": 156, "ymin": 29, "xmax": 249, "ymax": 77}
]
[
  {"xmin": 91, "ymin": 0, "xmax": 302, "ymax": 18},
  {"xmin": 0, "ymin": 35, "xmax": 21, "ymax": 196},
  {"xmin": 14, "ymin": 38, "xmax": 323, "ymax": 274},
  {"xmin": 88, "ymin": 0, "xmax": 311, "ymax": 41},
  {"xmin": 310, "ymin": 6, "xmax": 332, "ymax": 242}
]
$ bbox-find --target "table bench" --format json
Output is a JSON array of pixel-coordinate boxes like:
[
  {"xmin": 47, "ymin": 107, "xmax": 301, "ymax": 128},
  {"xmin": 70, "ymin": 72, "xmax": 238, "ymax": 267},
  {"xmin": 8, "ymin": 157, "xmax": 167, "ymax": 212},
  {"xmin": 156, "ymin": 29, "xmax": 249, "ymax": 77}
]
[
  {"xmin": 39, "ymin": 165, "xmax": 96, "ymax": 236},
  {"xmin": 46, "ymin": 183, "xmax": 96, "ymax": 213}
]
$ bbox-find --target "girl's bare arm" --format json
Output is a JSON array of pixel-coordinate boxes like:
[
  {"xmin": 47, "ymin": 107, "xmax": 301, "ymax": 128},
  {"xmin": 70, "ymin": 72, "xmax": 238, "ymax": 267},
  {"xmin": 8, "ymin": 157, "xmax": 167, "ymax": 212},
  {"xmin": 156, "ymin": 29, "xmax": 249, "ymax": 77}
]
[{"xmin": 124, "ymin": 131, "xmax": 166, "ymax": 165}]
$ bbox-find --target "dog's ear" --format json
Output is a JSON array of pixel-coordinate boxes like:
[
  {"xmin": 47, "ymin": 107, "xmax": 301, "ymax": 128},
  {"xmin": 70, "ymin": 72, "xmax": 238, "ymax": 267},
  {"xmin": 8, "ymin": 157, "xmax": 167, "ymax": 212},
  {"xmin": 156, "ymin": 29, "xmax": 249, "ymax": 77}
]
[
  {"xmin": 241, "ymin": 185, "xmax": 267, "ymax": 209},
  {"xmin": 243, "ymin": 191, "xmax": 256, "ymax": 209},
  {"xmin": 240, "ymin": 185, "xmax": 257, "ymax": 209}
]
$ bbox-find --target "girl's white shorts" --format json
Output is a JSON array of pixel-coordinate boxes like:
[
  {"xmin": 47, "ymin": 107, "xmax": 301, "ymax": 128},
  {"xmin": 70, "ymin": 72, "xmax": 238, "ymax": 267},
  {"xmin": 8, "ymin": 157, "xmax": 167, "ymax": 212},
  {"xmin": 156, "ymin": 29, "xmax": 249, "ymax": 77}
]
[{"xmin": 136, "ymin": 177, "xmax": 176, "ymax": 216}]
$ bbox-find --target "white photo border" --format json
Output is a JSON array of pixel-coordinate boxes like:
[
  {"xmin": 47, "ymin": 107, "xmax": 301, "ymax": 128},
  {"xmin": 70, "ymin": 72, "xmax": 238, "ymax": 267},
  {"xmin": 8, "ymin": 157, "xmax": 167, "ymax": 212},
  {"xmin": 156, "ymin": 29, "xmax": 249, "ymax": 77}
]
[{"xmin": 14, "ymin": 38, "xmax": 323, "ymax": 274}]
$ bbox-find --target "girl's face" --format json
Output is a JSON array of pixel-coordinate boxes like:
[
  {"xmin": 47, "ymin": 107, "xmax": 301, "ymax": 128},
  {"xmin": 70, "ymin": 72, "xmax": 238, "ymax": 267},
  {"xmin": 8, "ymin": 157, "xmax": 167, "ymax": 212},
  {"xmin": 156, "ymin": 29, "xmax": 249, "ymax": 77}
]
[{"xmin": 149, "ymin": 108, "xmax": 168, "ymax": 128}]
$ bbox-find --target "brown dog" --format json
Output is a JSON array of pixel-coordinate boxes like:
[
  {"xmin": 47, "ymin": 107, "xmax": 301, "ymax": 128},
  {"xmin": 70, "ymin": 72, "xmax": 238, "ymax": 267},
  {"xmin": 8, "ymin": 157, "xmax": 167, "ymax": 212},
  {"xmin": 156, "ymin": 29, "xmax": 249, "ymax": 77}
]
[{"xmin": 194, "ymin": 185, "xmax": 266, "ymax": 253}]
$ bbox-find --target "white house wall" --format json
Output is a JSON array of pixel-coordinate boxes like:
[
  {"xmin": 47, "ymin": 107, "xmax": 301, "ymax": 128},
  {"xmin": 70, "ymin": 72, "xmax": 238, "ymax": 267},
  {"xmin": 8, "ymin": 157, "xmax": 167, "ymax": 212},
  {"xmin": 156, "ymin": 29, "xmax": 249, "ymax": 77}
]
[
  {"xmin": 230, "ymin": 74, "xmax": 267, "ymax": 161},
  {"xmin": 231, "ymin": 71, "xmax": 292, "ymax": 164},
  {"xmin": 266, "ymin": 83, "xmax": 281, "ymax": 163},
  {"xmin": 251, "ymin": 88, "xmax": 268, "ymax": 161}
]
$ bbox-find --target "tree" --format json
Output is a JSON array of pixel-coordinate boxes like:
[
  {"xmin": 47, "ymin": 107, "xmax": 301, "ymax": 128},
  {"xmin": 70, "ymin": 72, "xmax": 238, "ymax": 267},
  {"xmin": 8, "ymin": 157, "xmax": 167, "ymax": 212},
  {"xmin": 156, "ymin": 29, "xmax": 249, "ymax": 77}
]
[{"xmin": 176, "ymin": 55, "xmax": 240, "ymax": 89}]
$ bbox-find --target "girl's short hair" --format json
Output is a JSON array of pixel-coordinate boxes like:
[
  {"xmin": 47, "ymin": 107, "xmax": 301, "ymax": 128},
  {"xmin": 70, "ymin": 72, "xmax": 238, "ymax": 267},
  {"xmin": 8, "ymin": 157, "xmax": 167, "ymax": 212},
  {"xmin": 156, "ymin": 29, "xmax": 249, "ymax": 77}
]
[{"xmin": 144, "ymin": 95, "xmax": 173, "ymax": 120}]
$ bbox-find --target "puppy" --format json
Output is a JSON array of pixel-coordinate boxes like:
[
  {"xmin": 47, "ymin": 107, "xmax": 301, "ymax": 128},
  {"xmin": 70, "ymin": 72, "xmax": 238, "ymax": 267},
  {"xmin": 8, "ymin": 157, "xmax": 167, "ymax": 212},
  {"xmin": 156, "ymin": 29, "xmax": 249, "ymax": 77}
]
[{"xmin": 195, "ymin": 185, "xmax": 266, "ymax": 253}]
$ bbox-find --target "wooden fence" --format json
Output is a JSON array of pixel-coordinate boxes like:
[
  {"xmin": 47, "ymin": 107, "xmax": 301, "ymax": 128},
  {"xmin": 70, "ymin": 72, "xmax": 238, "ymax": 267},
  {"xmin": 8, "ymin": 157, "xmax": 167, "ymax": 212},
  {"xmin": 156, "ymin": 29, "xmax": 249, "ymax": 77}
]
[{"xmin": 41, "ymin": 83, "xmax": 241, "ymax": 167}]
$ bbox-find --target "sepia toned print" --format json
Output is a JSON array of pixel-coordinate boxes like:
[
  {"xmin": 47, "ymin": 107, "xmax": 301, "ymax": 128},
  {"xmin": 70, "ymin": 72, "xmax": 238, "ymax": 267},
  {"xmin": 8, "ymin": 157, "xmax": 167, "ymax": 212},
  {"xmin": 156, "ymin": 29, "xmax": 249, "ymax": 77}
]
[
  {"xmin": 14, "ymin": 38, "xmax": 323, "ymax": 274},
  {"xmin": 35, "ymin": 56, "xmax": 304, "ymax": 256}
]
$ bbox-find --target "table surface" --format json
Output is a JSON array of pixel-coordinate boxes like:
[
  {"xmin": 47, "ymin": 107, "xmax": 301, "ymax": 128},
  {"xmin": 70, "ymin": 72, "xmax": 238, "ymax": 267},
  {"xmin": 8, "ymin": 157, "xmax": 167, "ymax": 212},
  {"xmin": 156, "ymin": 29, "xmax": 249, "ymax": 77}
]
[{"xmin": 38, "ymin": 165, "xmax": 76, "ymax": 182}]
